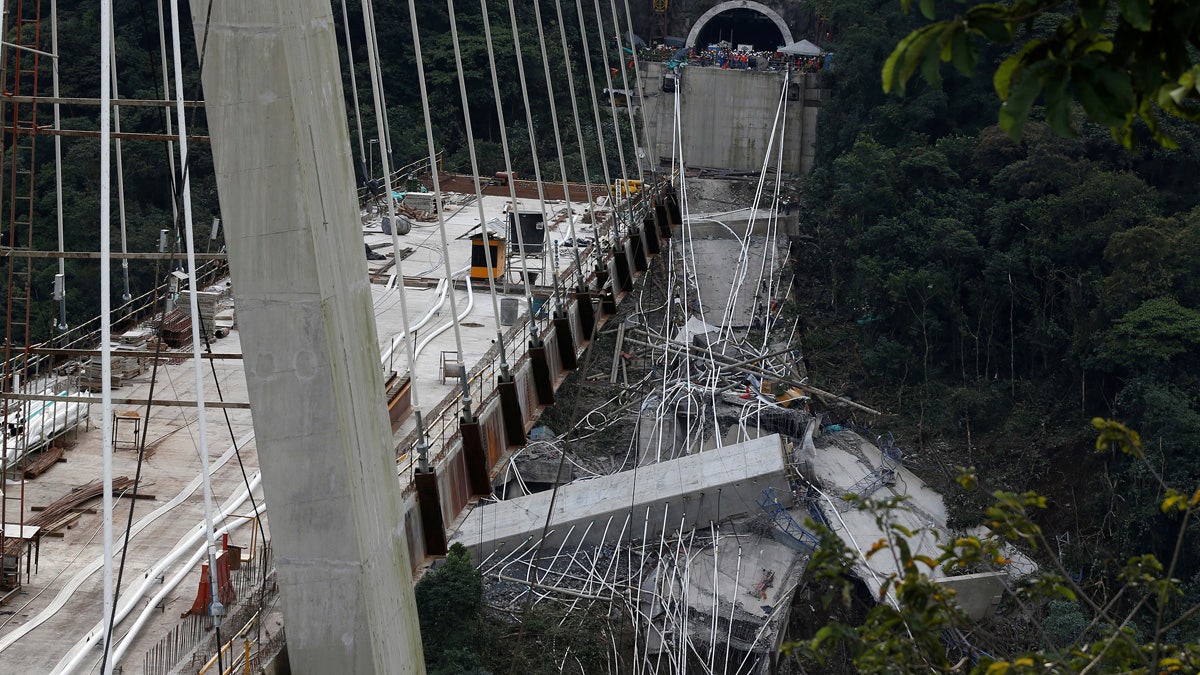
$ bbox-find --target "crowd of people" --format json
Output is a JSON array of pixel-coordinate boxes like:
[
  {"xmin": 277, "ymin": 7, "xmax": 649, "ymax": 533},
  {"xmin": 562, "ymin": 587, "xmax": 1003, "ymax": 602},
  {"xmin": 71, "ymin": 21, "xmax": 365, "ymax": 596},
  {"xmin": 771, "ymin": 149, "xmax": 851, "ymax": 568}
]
[{"xmin": 636, "ymin": 43, "xmax": 832, "ymax": 74}]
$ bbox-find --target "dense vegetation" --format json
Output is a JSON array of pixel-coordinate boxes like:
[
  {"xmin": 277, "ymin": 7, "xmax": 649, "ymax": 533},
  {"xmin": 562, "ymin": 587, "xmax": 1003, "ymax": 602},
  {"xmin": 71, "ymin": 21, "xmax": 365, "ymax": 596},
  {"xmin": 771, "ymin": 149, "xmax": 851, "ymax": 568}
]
[
  {"xmin": 789, "ymin": 0, "xmax": 1200, "ymax": 665},
  {"xmin": 414, "ymin": 543, "xmax": 620, "ymax": 675}
]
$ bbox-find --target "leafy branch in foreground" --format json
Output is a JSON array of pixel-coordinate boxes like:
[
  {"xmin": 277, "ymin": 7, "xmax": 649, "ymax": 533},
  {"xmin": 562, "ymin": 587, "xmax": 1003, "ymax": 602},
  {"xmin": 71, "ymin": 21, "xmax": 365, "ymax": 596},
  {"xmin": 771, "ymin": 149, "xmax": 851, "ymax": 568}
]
[
  {"xmin": 786, "ymin": 420, "xmax": 1200, "ymax": 673},
  {"xmin": 882, "ymin": 0, "xmax": 1200, "ymax": 147}
]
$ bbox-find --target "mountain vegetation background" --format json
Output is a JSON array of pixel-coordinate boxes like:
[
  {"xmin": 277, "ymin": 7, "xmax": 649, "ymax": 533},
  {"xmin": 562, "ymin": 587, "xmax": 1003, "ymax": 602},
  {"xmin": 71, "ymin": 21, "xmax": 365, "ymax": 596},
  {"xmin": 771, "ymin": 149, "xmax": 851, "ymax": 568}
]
[
  {"xmin": 785, "ymin": 0, "xmax": 1200, "ymax": 668},
  {"xmin": 4, "ymin": 0, "xmax": 1199, "ymax": 670}
]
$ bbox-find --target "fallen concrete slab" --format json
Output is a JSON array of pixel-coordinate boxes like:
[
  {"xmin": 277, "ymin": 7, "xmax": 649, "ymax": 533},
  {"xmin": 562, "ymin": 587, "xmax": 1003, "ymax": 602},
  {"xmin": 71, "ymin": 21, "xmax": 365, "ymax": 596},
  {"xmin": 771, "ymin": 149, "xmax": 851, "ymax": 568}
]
[{"xmin": 453, "ymin": 434, "xmax": 791, "ymax": 561}]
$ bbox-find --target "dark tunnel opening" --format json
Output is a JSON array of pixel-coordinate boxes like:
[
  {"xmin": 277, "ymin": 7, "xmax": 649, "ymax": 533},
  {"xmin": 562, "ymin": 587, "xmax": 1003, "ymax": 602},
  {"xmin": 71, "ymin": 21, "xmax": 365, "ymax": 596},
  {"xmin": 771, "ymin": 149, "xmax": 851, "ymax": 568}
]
[{"xmin": 693, "ymin": 9, "xmax": 785, "ymax": 51}]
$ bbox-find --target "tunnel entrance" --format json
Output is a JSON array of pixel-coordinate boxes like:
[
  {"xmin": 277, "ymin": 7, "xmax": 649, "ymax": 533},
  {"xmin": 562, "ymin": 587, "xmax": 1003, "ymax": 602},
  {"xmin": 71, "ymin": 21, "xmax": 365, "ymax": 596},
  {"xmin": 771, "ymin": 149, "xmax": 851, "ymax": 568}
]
[{"xmin": 693, "ymin": 8, "xmax": 786, "ymax": 50}]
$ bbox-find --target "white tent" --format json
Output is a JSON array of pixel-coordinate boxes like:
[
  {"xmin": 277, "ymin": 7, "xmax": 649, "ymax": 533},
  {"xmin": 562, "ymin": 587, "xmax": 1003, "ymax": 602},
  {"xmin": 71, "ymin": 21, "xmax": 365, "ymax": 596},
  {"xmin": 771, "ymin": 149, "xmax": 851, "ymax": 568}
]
[{"xmin": 778, "ymin": 39, "xmax": 822, "ymax": 56}]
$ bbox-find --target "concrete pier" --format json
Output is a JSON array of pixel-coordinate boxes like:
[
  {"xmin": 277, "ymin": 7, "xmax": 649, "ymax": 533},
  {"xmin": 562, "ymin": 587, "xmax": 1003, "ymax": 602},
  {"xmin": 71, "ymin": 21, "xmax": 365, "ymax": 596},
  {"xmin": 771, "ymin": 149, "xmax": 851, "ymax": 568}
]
[{"xmin": 189, "ymin": 2, "xmax": 423, "ymax": 672}]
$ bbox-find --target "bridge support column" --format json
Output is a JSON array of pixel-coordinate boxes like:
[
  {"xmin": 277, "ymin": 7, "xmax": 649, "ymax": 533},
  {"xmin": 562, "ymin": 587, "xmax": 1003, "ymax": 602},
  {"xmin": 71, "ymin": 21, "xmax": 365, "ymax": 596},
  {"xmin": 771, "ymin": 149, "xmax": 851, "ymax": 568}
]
[
  {"xmin": 553, "ymin": 313, "xmax": 577, "ymax": 370},
  {"xmin": 497, "ymin": 374, "xmax": 526, "ymax": 447},
  {"xmin": 188, "ymin": 1, "xmax": 423, "ymax": 672},
  {"xmin": 414, "ymin": 470, "xmax": 447, "ymax": 556},
  {"xmin": 460, "ymin": 419, "xmax": 492, "ymax": 497},
  {"xmin": 529, "ymin": 342, "xmax": 555, "ymax": 405},
  {"xmin": 575, "ymin": 286, "xmax": 596, "ymax": 340}
]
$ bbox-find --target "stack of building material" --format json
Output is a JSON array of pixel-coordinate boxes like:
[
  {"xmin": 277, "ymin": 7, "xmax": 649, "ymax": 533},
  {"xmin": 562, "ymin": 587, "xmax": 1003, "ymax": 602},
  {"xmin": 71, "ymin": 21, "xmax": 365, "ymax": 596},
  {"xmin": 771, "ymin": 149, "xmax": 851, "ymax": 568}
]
[
  {"xmin": 120, "ymin": 327, "xmax": 153, "ymax": 346},
  {"xmin": 23, "ymin": 445, "xmax": 64, "ymax": 478},
  {"xmin": 159, "ymin": 309, "xmax": 192, "ymax": 347},
  {"xmin": 177, "ymin": 290, "xmax": 220, "ymax": 339},
  {"xmin": 403, "ymin": 192, "xmax": 439, "ymax": 215},
  {"xmin": 77, "ymin": 352, "xmax": 142, "ymax": 390}
]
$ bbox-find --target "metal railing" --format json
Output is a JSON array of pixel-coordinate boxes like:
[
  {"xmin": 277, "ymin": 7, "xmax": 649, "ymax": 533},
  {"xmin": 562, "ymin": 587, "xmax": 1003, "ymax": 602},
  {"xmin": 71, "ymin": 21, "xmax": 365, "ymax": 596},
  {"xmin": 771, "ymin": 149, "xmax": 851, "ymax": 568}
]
[
  {"xmin": 356, "ymin": 152, "xmax": 442, "ymax": 205},
  {"xmin": 394, "ymin": 186, "xmax": 660, "ymax": 484},
  {"xmin": 0, "ymin": 257, "xmax": 228, "ymax": 392}
]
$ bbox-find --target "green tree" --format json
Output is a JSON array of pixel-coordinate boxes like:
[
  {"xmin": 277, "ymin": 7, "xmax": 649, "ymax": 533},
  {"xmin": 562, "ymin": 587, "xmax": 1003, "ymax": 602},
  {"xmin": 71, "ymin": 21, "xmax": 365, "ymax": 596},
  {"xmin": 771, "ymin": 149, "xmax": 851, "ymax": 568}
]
[
  {"xmin": 787, "ymin": 423, "xmax": 1200, "ymax": 673},
  {"xmin": 883, "ymin": 0, "xmax": 1200, "ymax": 147},
  {"xmin": 414, "ymin": 543, "xmax": 491, "ymax": 675}
]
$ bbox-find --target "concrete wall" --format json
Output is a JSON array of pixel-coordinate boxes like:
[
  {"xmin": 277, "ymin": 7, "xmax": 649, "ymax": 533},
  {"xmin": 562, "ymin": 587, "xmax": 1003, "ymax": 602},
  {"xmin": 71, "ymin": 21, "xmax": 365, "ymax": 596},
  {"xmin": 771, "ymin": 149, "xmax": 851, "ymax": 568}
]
[
  {"xmin": 934, "ymin": 571, "xmax": 1008, "ymax": 620},
  {"xmin": 640, "ymin": 63, "xmax": 825, "ymax": 174}
]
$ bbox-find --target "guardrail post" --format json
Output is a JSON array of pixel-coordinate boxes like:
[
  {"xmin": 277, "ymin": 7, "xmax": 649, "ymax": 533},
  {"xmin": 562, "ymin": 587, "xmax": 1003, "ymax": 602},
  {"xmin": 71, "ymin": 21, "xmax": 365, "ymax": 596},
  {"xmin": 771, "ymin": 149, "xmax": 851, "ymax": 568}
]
[{"xmin": 414, "ymin": 468, "xmax": 448, "ymax": 555}]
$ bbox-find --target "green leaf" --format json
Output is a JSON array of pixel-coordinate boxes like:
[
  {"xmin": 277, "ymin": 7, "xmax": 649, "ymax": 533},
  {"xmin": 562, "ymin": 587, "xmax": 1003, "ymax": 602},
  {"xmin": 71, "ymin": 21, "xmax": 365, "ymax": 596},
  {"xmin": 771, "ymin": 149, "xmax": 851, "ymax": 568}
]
[
  {"xmin": 1079, "ymin": 0, "xmax": 1108, "ymax": 29},
  {"xmin": 966, "ymin": 4, "xmax": 1015, "ymax": 42},
  {"xmin": 919, "ymin": 0, "xmax": 936, "ymax": 20},
  {"xmin": 1093, "ymin": 66, "xmax": 1137, "ymax": 115},
  {"xmin": 950, "ymin": 28, "xmax": 977, "ymax": 75},
  {"xmin": 1042, "ymin": 65, "xmax": 1074, "ymax": 136},
  {"xmin": 1075, "ymin": 76, "xmax": 1122, "ymax": 125},
  {"xmin": 882, "ymin": 29, "xmax": 923, "ymax": 93},
  {"xmin": 1116, "ymin": 0, "xmax": 1152, "ymax": 30},
  {"xmin": 993, "ymin": 40, "xmax": 1041, "ymax": 100},
  {"xmin": 921, "ymin": 41, "xmax": 944, "ymax": 88},
  {"xmin": 999, "ymin": 65, "xmax": 1040, "ymax": 139}
]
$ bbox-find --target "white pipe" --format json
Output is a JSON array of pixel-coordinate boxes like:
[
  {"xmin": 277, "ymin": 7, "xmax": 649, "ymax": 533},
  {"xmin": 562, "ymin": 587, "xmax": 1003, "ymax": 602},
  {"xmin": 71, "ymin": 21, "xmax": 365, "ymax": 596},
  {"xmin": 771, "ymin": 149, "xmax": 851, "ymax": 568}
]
[
  {"xmin": 379, "ymin": 274, "xmax": 453, "ymax": 367},
  {"xmin": 168, "ymin": 0, "xmax": 221, "ymax": 627},
  {"xmin": 2, "ymin": 396, "xmax": 87, "ymax": 462},
  {"xmin": 108, "ymin": 503, "xmax": 263, "ymax": 669},
  {"xmin": 53, "ymin": 474, "xmax": 264, "ymax": 672},
  {"xmin": 52, "ymin": 475, "xmax": 262, "ymax": 667},
  {"xmin": 414, "ymin": 267, "xmax": 474, "ymax": 360},
  {"xmin": 0, "ymin": 433, "xmax": 254, "ymax": 654},
  {"xmin": 98, "ymin": 0, "xmax": 115, "ymax": 666}
]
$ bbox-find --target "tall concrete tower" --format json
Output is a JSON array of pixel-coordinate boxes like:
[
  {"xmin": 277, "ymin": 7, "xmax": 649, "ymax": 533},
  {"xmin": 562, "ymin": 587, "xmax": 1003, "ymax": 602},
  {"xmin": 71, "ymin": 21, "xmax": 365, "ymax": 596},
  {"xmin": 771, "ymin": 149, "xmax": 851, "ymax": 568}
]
[{"xmin": 188, "ymin": 2, "xmax": 425, "ymax": 672}]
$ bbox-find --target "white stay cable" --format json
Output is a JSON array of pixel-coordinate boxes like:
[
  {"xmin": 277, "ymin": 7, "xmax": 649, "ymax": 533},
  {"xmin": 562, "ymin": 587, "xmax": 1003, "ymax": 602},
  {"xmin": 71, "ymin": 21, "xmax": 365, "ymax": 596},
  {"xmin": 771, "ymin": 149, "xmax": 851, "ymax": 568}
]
[
  {"xmin": 155, "ymin": 0, "xmax": 179, "ymax": 227},
  {"xmin": 168, "ymin": 0, "xmax": 220, "ymax": 629},
  {"xmin": 407, "ymin": 0, "xmax": 474, "ymax": 422},
  {"xmin": 98, "ymin": 0, "xmax": 115, "ymax": 667},
  {"xmin": 339, "ymin": 0, "xmax": 368, "ymax": 171},
  {"xmin": 586, "ymin": 0, "xmax": 635, "ymax": 214},
  {"xmin": 361, "ymin": 0, "xmax": 426, "ymax": 450},
  {"xmin": 106, "ymin": 10, "xmax": 131, "ymax": 305},
  {"xmin": 546, "ymin": 0, "xmax": 606, "ymax": 279},
  {"xmin": 612, "ymin": 0, "xmax": 645, "ymax": 184},
  {"xmin": 672, "ymin": 89, "xmax": 722, "ymax": 449},
  {"xmin": 445, "ymin": 0, "xmax": 507, "ymax": 355},
  {"xmin": 588, "ymin": 0, "xmax": 638, "ymax": 241},
  {"xmin": 51, "ymin": 0, "xmax": 67, "ymax": 332},
  {"xmin": 478, "ymin": 0, "xmax": 537, "ymax": 319},
  {"xmin": 501, "ymin": 0, "xmax": 558, "ymax": 305},
  {"xmin": 761, "ymin": 72, "xmax": 791, "ymax": 352},
  {"xmin": 527, "ymin": 0, "xmax": 596, "ymax": 287},
  {"xmin": 562, "ymin": 0, "xmax": 617, "ymax": 242}
]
